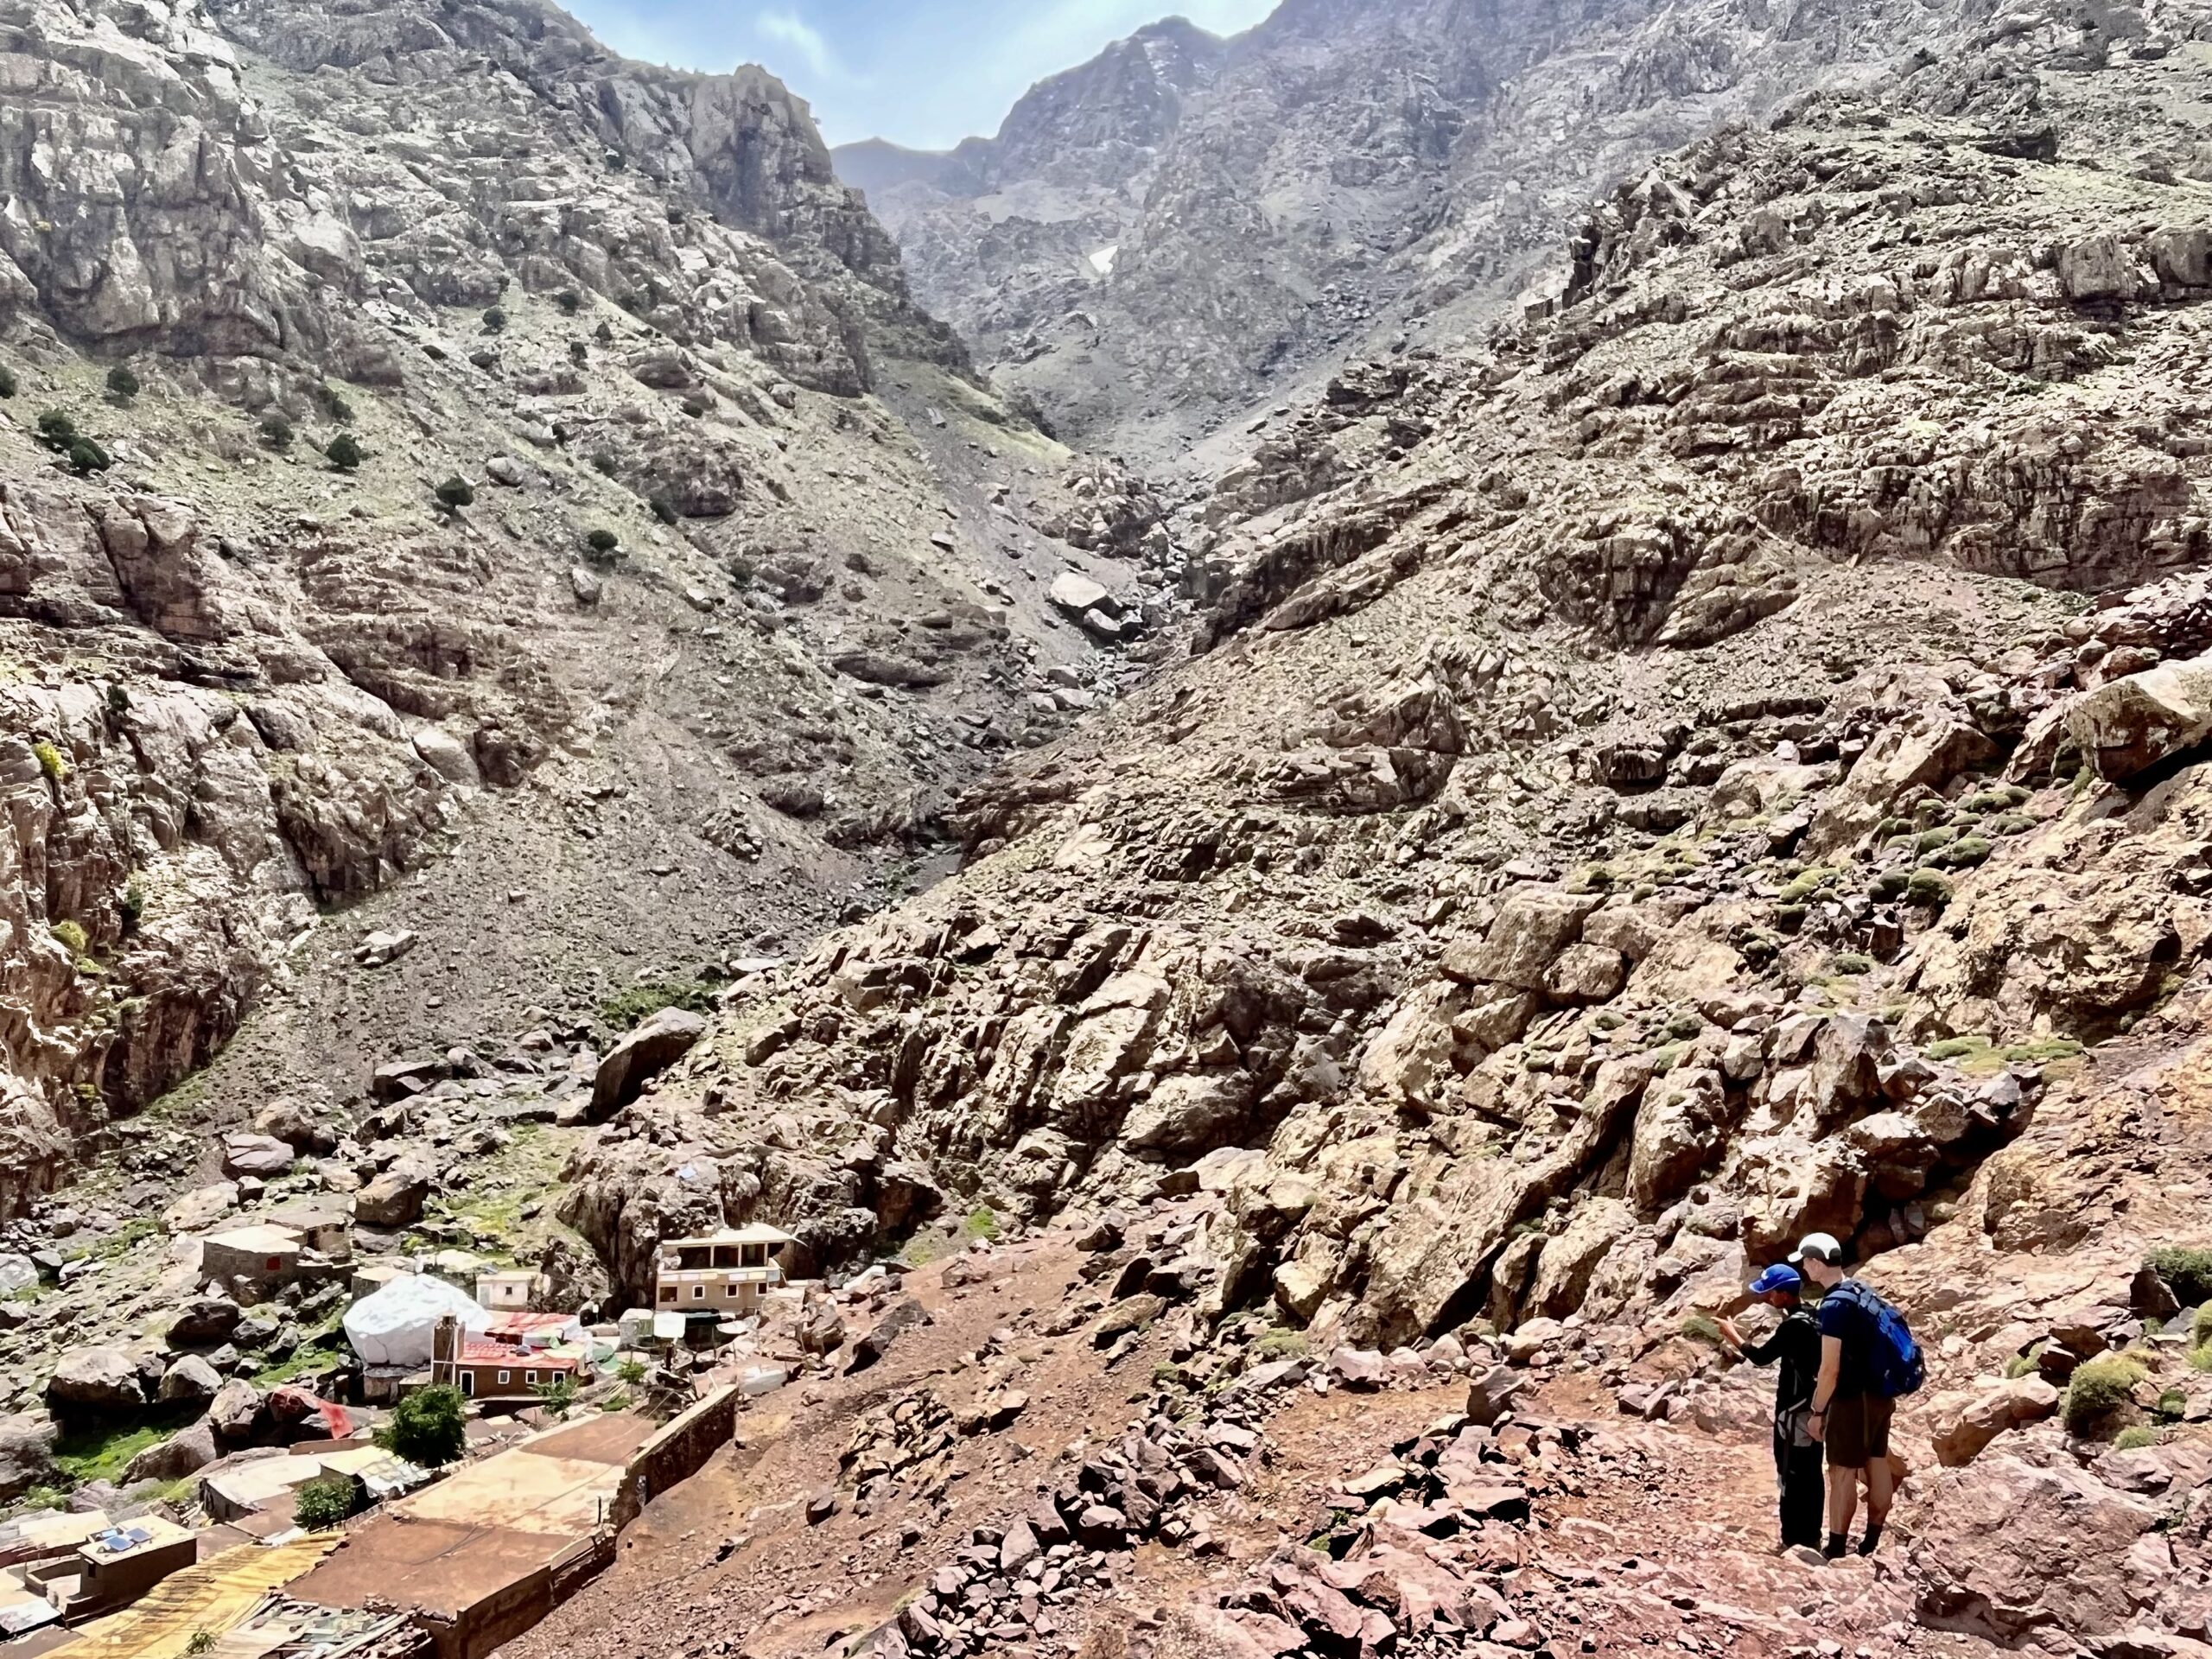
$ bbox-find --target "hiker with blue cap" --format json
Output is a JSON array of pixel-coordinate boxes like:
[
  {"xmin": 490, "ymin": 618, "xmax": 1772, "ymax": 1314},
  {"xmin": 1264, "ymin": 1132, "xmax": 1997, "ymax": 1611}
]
[{"xmin": 1719, "ymin": 1260, "xmax": 1824, "ymax": 1552}]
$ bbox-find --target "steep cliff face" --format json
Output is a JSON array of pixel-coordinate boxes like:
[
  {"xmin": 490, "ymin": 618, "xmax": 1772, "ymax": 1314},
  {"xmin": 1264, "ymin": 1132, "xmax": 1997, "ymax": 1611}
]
[
  {"xmin": 0, "ymin": 0, "xmax": 1164, "ymax": 1214},
  {"xmin": 836, "ymin": 0, "xmax": 2190, "ymax": 462}
]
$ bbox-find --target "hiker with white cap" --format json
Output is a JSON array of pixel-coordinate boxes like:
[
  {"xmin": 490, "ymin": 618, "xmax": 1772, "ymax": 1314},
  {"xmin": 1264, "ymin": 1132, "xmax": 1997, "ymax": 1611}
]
[
  {"xmin": 1719, "ymin": 1261, "xmax": 1823, "ymax": 1551},
  {"xmin": 1793, "ymin": 1230, "xmax": 1924, "ymax": 1559}
]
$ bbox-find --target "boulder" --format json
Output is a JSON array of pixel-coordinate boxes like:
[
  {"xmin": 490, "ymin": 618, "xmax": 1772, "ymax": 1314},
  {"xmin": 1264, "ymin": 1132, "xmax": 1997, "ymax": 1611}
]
[
  {"xmin": 411, "ymin": 728, "xmax": 480, "ymax": 787},
  {"xmin": 46, "ymin": 1346, "xmax": 144, "ymax": 1421},
  {"xmin": 122, "ymin": 1421, "xmax": 217, "ymax": 1484},
  {"xmin": 2066, "ymin": 653, "xmax": 2212, "ymax": 783},
  {"xmin": 0, "ymin": 1415, "xmax": 58, "ymax": 1500},
  {"xmin": 1929, "ymin": 1376, "xmax": 2061, "ymax": 1466},
  {"xmin": 0, "ymin": 1255, "xmax": 34, "ymax": 1297},
  {"xmin": 354, "ymin": 1153, "xmax": 436, "ymax": 1229},
  {"xmin": 591, "ymin": 1008, "xmax": 707, "ymax": 1119},
  {"xmin": 158, "ymin": 1354, "xmax": 223, "ymax": 1405},
  {"xmin": 220, "ymin": 1134, "xmax": 296, "ymax": 1179},
  {"xmin": 1910, "ymin": 1454, "xmax": 2161, "ymax": 1642},
  {"xmin": 168, "ymin": 1296, "xmax": 244, "ymax": 1349},
  {"xmin": 253, "ymin": 1096, "xmax": 340, "ymax": 1154},
  {"xmin": 1440, "ymin": 889, "xmax": 1601, "ymax": 990},
  {"xmin": 207, "ymin": 1378, "xmax": 264, "ymax": 1442},
  {"xmin": 1049, "ymin": 572, "xmax": 1115, "ymax": 620}
]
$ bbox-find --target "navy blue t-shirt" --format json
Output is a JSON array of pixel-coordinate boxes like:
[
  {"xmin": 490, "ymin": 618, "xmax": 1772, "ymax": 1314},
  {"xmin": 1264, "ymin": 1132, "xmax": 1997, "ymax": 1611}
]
[{"xmin": 1818, "ymin": 1281, "xmax": 1878, "ymax": 1396}]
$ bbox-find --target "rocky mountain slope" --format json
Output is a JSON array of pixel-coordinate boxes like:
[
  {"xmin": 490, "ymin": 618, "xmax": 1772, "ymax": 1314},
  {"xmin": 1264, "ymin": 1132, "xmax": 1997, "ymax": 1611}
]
[
  {"xmin": 0, "ymin": 0, "xmax": 1183, "ymax": 1214},
  {"xmin": 555, "ymin": 4, "xmax": 2212, "ymax": 1647},
  {"xmin": 835, "ymin": 0, "xmax": 2177, "ymax": 466}
]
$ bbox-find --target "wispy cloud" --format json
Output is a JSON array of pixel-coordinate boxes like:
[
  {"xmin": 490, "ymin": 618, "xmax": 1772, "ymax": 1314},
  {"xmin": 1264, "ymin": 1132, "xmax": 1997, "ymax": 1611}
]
[{"xmin": 757, "ymin": 8, "xmax": 863, "ymax": 84}]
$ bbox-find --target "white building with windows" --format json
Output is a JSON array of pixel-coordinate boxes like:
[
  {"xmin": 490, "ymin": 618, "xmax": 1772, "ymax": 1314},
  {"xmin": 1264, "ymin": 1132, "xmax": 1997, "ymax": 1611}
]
[{"xmin": 653, "ymin": 1223, "xmax": 793, "ymax": 1320}]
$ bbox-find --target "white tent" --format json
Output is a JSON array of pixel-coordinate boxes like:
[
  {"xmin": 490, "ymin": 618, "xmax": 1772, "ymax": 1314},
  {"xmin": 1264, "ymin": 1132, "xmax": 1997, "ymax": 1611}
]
[{"xmin": 343, "ymin": 1273, "xmax": 493, "ymax": 1370}]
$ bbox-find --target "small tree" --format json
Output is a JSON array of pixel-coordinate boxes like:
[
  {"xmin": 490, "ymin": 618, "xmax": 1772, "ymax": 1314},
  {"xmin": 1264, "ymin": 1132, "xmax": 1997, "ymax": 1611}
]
[
  {"xmin": 480, "ymin": 307, "xmax": 506, "ymax": 334},
  {"xmin": 680, "ymin": 395, "xmax": 709, "ymax": 419},
  {"xmin": 556, "ymin": 289, "xmax": 582, "ymax": 315},
  {"xmin": 585, "ymin": 529, "xmax": 620, "ymax": 557},
  {"xmin": 435, "ymin": 476, "xmax": 475, "ymax": 512},
  {"xmin": 376, "ymin": 1384, "xmax": 467, "ymax": 1467},
  {"xmin": 259, "ymin": 412, "xmax": 294, "ymax": 450},
  {"xmin": 326, "ymin": 433, "xmax": 364, "ymax": 472},
  {"xmin": 615, "ymin": 1357, "xmax": 647, "ymax": 1386},
  {"xmin": 569, "ymin": 341, "xmax": 588, "ymax": 366},
  {"xmin": 293, "ymin": 1472, "xmax": 355, "ymax": 1530},
  {"xmin": 593, "ymin": 321, "xmax": 613, "ymax": 344},
  {"xmin": 67, "ymin": 439, "xmax": 111, "ymax": 476},
  {"xmin": 0, "ymin": 365, "xmax": 16, "ymax": 398},
  {"xmin": 321, "ymin": 390, "xmax": 356, "ymax": 423},
  {"xmin": 536, "ymin": 1373, "xmax": 577, "ymax": 1419},
  {"xmin": 34, "ymin": 410, "xmax": 75, "ymax": 452},
  {"xmin": 649, "ymin": 494, "xmax": 677, "ymax": 525},
  {"xmin": 105, "ymin": 365, "xmax": 139, "ymax": 403}
]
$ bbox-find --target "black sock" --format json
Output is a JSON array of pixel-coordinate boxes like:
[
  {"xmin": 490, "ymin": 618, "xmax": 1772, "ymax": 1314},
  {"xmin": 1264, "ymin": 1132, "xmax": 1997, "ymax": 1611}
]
[
  {"xmin": 1859, "ymin": 1523, "xmax": 1884, "ymax": 1555},
  {"xmin": 1824, "ymin": 1531, "xmax": 1848, "ymax": 1558}
]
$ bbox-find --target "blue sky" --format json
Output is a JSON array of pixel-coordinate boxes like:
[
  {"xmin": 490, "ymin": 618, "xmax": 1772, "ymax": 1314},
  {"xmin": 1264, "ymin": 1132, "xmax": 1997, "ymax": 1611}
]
[{"xmin": 566, "ymin": 0, "xmax": 1281, "ymax": 150}]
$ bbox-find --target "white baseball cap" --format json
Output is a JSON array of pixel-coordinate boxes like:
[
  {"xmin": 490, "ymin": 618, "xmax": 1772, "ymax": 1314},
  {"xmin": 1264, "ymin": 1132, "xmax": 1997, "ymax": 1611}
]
[{"xmin": 1789, "ymin": 1231, "xmax": 1844, "ymax": 1266}]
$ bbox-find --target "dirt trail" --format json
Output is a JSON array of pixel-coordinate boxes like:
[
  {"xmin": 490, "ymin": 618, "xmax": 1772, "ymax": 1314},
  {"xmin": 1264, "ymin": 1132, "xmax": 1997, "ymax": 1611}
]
[{"xmin": 499, "ymin": 1231, "xmax": 1994, "ymax": 1659}]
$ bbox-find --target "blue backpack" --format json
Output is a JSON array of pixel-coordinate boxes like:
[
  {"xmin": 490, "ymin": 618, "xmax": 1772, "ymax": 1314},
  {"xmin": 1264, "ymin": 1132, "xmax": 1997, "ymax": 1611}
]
[{"xmin": 1834, "ymin": 1281, "xmax": 1924, "ymax": 1398}]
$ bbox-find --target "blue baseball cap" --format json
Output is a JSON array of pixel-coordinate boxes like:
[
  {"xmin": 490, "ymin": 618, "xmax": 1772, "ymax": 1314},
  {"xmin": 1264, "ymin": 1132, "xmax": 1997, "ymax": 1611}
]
[{"xmin": 1748, "ymin": 1263, "xmax": 1802, "ymax": 1295}]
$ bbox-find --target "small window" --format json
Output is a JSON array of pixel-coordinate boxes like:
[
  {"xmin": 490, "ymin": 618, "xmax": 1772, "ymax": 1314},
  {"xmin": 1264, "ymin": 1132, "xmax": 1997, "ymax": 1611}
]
[
  {"xmin": 461, "ymin": 1374, "xmax": 474, "ymax": 1397},
  {"xmin": 525, "ymin": 1370, "xmax": 537, "ymax": 1385},
  {"xmin": 497, "ymin": 1370, "xmax": 511, "ymax": 1386},
  {"xmin": 692, "ymin": 1286, "xmax": 705, "ymax": 1300},
  {"xmin": 658, "ymin": 1286, "xmax": 676, "ymax": 1303},
  {"xmin": 724, "ymin": 1283, "xmax": 738, "ymax": 1297}
]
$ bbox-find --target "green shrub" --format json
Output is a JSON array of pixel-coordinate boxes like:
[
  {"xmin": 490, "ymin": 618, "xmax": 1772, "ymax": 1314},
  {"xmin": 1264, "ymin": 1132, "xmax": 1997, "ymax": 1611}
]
[
  {"xmin": 1779, "ymin": 867, "xmax": 1838, "ymax": 904},
  {"xmin": 1251, "ymin": 1330, "xmax": 1309, "ymax": 1362},
  {"xmin": 376, "ymin": 1384, "xmax": 467, "ymax": 1467},
  {"xmin": 1905, "ymin": 869, "xmax": 1954, "ymax": 907},
  {"xmin": 0, "ymin": 365, "xmax": 16, "ymax": 398},
  {"xmin": 1664, "ymin": 1012, "xmax": 1702, "ymax": 1040},
  {"xmin": 2115, "ymin": 1426, "xmax": 2161, "ymax": 1451},
  {"xmin": 326, "ymin": 433, "xmax": 364, "ymax": 471},
  {"xmin": 536, "ymin": 1373, "xmax": 577, "ymax": 1418},
  {"xmin": 1869, "ymin": 869, "xmax": 1910, "ymax": 901},
  {"xmin": 590, "ymin": 452, "xmax": 619, "ymax": 478},
  {"xmin": 1961, "ymin": 791, "xmax": 2012, "ymax": 814},
  {"xmin": 51, "ymin": 920, "xmax": 87, "ymax": 957},
  {"xmin": 480, "ymin": 307, "xmax": 506, "ymax": 334},
  {"xmin": 319, "ymin": 388, "xmax": 355, "ymax": 423},
  {"xmin": 293, "ymin": 1473, "xmax": 355, "ymax": 1530},
  {"xmin": 2149, "ymin": 1248, "xmax": 2212, "ymax": 1309},
  {"xmin": 186, "ymin": 1633, "xmax": 216, "ymax": 1656},
  {"xmin": 120, "ymin": 880, "xmax": 146, "ymax": 936},
  {"xmin": 1874, "ymin": 816, "xmax": 1913, "ymax": 839},
  {"xmin": 1925, "ymin": 1034, "xmax": 1987, "ymax": 1062},
  {"xmin": 2004, "ymin": 1342, "xmax": 2045, "ymax": 1379},
  {"xmin": 681, "ymin": 394, "xmax": 710, "ymax": 419},
  {"xmin": 2157, "ymin": 1389, "xmax": 2188, "ymax": 1423},
  {"xmin": 32, "ymin": 741, "xmax": 66, "ymax": 781},
  {"xmin": 615, "ymin": 1357, "xmax": 646, "ymax": 1386},
  {"xmin": 34, "ymin": 410, "xmax": 75, "ymax": 451},
  {"xmin": 2063, "ymin": 1354, "xmax": 2147, "ymax": 1435},
  {"xmin": 1774, "ymin": 903, "xmax": 1808, "ymax": 932},
  {"xmin": 259, "ymin": 412, "xmax": 294, "ymax": 449},
  {"xmin": 1988, "ymin": 813, "xmax": 2035, "ymax": 836},
  {"xmin": 2193, "ymin": 1344, "xmax": 2212, "ymax": 1374},
  {"xmin": 1915, "ymin": 827, "xmax": 1957, "ymax": 853},
  {"xmin": 586, "ymin": 528, "xmax": 620, "ymax": 556},
  {"xmin": 569, "ymin": 341, "xmax": 589, "ymax": 365},
  {"xmin": 1832, "ymin": 953, "xmax": 1874, "ymax": 976},
  {"xmin": 105, "ymin": 365, "xmax": 138, "ymax": 402},
  {"xmin": 434, "ymin": 476, "xmax": 474, "ymax": 511},
  {"xmin": 1937, "ymin": 836, "xmax": 1993, "ymax": 869},
  {"xmin": 1682, "ymin": 1312, "xmax": 1724, "ymax": 1345},
  {"xmin": 649, "ymin": 494, "xmax": 677, "ymax": 525},
  {"xmin": 556, "ymin": 289, "xmax": 582, "ymax": 315},
  {"xmin": 67, "ymin": 438, "xmax": 111, "ymax": 475},
  {"xmin": 594, "ymin": 321, "xmax": 614, "ymax": 343},
  {"xmin": 599, "ymin": 978, "xmax": 717, "ymax": 1030},
  {"xmin": 963, "ymin": 1205, "xmax": 1001, "ymax": 1243}
]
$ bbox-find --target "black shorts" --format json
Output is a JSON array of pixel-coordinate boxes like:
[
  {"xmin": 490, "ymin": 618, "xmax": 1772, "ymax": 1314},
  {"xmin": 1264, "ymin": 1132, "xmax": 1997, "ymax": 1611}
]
[{"xmin": 1825, "ymin": 1393, "xmax": 1892, "ymax": 1468}]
